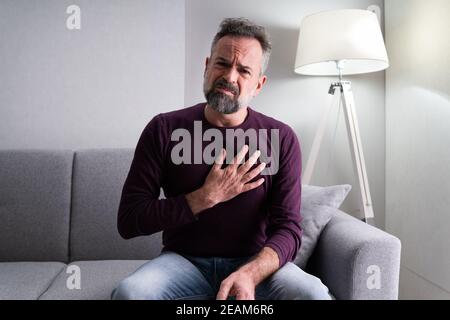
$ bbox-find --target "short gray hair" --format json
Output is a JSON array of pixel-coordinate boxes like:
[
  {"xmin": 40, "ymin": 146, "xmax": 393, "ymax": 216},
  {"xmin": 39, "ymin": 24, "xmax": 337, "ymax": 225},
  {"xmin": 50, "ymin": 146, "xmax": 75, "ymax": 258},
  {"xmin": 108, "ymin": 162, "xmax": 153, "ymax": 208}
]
[{"xmin": 210, "ymin": 18, "xmax": 272, "ymax": 75}]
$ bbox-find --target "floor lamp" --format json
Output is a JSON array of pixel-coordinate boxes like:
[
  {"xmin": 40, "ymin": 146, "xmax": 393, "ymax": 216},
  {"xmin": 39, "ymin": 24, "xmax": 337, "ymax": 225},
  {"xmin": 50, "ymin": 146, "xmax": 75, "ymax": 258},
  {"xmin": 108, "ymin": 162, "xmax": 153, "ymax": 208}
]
[{"xmin": 294, "ymin": 9, "xmax": 389, "ymax": 224}]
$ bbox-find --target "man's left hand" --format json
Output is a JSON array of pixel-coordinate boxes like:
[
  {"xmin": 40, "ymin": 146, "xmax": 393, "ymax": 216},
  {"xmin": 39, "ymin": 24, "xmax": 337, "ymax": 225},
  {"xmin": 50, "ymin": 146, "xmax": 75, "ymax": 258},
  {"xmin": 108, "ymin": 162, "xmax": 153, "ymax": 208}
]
[{"xmin": 216, "ymin": 270, "xmax": 256, "ymax": 300}]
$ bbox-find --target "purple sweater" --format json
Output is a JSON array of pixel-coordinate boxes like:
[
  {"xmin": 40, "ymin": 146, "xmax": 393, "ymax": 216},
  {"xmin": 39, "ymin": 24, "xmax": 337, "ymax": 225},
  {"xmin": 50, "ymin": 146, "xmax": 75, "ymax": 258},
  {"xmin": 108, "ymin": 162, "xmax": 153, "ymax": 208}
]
[{"xmin": 117, "ymin": 103, "xmax": 302, "ymax": 267}]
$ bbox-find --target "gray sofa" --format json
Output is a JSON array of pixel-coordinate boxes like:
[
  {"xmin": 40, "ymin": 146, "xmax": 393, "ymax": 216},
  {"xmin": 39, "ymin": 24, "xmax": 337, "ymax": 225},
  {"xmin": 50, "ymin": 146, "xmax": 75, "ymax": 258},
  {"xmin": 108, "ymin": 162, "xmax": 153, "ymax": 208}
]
[{"xmin": 0, "ymin": 149, "xmax": 401, "ymax": 300}]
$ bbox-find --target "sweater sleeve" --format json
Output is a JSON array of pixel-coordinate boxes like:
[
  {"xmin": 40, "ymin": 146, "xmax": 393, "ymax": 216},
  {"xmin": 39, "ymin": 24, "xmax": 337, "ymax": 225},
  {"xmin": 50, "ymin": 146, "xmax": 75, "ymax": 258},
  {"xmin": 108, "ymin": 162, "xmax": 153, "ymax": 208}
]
[
  {"xmin": 264, "ymin": 127, "xmax": 303, "ymax": 267},
  {"xmin": 117, "ymin": 114, "xmax": 196, "ymax": 239}
]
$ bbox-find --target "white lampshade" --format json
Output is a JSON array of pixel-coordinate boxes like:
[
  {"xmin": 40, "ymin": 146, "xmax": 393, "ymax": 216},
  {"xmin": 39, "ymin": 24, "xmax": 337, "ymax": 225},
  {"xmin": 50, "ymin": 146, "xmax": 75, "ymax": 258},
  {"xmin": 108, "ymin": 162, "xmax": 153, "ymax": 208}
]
[{"xmin": 294, "ymin": 9, "xmax": 389, "ymax": 76}]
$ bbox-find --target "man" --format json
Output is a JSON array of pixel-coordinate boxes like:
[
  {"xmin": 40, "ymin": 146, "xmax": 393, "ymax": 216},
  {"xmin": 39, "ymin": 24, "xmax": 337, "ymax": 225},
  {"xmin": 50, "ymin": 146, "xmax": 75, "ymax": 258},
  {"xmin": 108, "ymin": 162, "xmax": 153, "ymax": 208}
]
[{"xmin": 112, "ymin": 18, "xmax": 331, "ymax": 300}]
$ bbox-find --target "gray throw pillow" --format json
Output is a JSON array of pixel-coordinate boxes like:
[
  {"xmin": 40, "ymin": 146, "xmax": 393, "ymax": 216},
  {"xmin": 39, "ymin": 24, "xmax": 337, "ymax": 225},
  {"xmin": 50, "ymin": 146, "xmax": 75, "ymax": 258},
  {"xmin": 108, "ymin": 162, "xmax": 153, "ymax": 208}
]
[
  {"xmin": 294, "ymin": 184, "xmax": 352, "ymax": 269},
  {"xmin": 301, "ymin": 184, "xmax": 352, "ymax": 208}
]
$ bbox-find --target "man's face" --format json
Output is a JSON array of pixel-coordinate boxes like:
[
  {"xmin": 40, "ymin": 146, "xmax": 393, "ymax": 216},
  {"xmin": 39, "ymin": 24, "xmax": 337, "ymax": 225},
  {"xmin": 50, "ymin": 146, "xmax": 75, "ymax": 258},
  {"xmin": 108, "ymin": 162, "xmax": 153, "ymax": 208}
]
[{"xmin": 203, "ymin": 36, "xmax": 267, "ymax": 114}]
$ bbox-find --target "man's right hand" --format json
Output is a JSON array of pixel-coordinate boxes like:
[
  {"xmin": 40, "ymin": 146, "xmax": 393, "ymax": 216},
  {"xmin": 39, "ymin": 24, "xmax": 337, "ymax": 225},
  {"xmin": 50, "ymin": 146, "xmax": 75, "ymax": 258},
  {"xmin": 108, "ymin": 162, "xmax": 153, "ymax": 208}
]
[{"xmin": 185, "ymin": 145, "xmax": 266, "ymax": 215}]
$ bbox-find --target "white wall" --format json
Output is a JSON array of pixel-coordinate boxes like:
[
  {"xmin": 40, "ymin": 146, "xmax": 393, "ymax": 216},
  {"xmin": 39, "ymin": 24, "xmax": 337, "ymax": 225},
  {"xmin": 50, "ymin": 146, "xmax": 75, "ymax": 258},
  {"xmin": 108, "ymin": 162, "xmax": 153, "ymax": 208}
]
[
  {"xmin": 186, "ymin": 0, "xmax": 386, "ymax": 227},
  {"xmin": 385, "ymin": 0, "xmax": 450, "ymax": 299},
  {"xmin": 0, "ymin": 0, "xmax": 185, "ymax": 150}
]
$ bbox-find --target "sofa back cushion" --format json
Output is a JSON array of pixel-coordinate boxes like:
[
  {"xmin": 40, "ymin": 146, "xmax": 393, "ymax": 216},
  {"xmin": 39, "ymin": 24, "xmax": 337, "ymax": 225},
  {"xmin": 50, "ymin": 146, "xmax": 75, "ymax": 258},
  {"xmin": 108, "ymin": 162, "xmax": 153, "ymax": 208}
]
[
  {"xmin": 0, "ymin": 150, "xmax": 73, "ymax": 262},
  {"xmin": 69, "ymin": 149, "xmax": 162, "ymax": 261}
]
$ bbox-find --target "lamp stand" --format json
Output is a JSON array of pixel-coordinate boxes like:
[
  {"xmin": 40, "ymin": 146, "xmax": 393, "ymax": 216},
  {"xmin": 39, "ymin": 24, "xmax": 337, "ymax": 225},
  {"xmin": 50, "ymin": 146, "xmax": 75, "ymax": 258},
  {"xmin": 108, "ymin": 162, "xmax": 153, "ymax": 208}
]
[{"xmin": 302, "ymin": 78, "xmax": 375, "ymax": 225}]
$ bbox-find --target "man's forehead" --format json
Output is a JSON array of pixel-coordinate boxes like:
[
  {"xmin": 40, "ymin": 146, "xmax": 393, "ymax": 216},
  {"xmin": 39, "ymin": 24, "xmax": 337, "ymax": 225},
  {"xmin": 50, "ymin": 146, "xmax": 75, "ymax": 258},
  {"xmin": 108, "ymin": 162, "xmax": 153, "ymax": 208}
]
[{"xmin": 213, "ymin": 36, "xmax": 263, "ymax": 61}]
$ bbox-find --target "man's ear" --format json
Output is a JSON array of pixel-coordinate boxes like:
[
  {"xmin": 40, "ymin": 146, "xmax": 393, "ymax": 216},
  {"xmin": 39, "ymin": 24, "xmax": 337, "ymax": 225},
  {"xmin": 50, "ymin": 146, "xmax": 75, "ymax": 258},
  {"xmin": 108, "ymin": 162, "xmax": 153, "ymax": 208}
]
[
  {"xmin": 254, "ymin": 75, "xmax": 267, "ymax": 96},
  {"xmin": 204, "ymin": 57, "xmax": 210, "ymax": 77}
]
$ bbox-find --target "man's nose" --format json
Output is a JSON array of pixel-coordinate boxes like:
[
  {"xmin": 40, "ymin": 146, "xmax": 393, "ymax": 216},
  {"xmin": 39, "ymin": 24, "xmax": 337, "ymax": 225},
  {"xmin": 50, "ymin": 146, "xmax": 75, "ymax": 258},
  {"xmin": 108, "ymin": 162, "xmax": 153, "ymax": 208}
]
[{"xmin": 223, "ymin": 67, "xmax": 239, "ymax": 84}]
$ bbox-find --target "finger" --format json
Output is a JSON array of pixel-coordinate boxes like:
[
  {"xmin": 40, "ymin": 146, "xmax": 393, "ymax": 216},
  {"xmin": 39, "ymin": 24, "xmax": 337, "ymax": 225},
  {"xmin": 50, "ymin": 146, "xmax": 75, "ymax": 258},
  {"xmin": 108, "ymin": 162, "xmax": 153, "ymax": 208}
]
[
  {"xmin": 216, "ymin": 281, "xmax": 232, "ymax": 300},
  {"xmin": 242, "ymin": 178, "xmax": 265, "ymax": 193},
  {"xmin": 228, "ymin": 287, "xmax": 237, "ymax": 298},
  {"xmin": 236, "ymin": 291, "xmax": 254, "ymax": 300},
  {"xmin": 213, "ymin": 148, "xmax": 226, "ymax": 170},
  {"xmin": 238, "ymin": 150, "xmax": 261, "ymax": 175},
  {"xmin": 236, "ymin": 290, "xmax": 246, "ymax": 300},
  {"xmin": 230, "ymin": 145, "xmax": 249, "ymax": 167},
  {"xmin": 241, "ymin": 162, "xmax": 266, "ymax": 183}
]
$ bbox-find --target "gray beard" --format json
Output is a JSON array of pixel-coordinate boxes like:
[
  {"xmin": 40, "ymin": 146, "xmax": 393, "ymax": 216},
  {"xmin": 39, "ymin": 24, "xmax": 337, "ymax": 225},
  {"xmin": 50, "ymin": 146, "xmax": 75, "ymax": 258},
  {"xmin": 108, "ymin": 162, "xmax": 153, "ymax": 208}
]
[{"xmin": 205, "ymin": 90, "xmax": 240, "ymax": 114}]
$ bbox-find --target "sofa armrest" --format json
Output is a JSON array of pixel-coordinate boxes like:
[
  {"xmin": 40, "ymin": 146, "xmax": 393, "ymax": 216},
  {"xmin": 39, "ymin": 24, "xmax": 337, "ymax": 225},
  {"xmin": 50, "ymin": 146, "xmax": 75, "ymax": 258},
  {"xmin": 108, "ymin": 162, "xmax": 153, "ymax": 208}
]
[{"xmin": 306, "ymin": 209, "xmax": 401, "ymax": 300}]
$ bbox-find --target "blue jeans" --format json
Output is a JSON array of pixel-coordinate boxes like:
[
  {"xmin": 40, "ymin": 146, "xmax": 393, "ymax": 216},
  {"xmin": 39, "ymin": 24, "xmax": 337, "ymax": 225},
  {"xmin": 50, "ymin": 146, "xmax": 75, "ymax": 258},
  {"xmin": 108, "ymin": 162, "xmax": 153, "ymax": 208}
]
[{"xmin": 111, "ymin": 251, "xmax": 332, "ymax": 300}]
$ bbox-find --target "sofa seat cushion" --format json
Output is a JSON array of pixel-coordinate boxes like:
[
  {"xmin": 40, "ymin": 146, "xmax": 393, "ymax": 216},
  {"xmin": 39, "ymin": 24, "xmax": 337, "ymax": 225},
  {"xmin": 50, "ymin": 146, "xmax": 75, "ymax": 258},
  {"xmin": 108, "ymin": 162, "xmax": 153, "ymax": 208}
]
[
  {"xmin": 39, "ymin": 260, "xmax": 147, "ymax": 300},
  {"xmin": 0, "ymin": 262, "xmax": 66, "ymax": 300}
]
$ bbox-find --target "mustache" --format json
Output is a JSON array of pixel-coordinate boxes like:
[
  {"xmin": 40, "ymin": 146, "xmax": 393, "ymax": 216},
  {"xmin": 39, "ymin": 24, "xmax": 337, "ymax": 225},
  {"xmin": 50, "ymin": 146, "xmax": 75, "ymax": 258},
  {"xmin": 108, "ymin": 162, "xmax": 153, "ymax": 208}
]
[{"xmin": 213, "ymin": 79, "xmax": 239, "ymax": 96}]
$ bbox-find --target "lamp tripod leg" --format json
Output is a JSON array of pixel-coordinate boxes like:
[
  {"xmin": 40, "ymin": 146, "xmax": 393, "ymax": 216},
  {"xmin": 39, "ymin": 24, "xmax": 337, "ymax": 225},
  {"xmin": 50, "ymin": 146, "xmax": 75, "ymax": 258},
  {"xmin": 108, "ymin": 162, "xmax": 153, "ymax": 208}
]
[
  {"xmin": 339, "ymin": 81, "xmax": 375, "ymax": 224},
  {"xmin": 302, "ymin": 81, "xmax": 375, "ymax": 226},
  {"xmin": 302, "ymin": 88, "xmax": 339, "ymax": 185}
]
